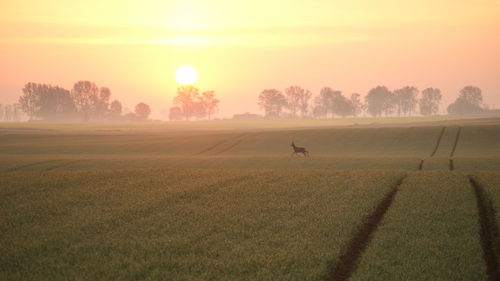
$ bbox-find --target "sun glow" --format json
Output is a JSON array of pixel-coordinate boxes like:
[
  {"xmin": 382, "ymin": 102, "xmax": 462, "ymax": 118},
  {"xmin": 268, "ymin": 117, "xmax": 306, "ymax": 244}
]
[{"xmin": 175, "ymin": 65, "xmax": 198, "ymax": 85}]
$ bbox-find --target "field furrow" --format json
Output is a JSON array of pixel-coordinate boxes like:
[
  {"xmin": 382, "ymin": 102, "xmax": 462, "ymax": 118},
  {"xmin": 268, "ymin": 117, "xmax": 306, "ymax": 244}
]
[
  {"xmin": 325, "ymin": 176, "xmax": 405, "ymax": 281},
  {"xmin": 469, "ymin": 172, "xmax": 500, "ymax": 280},
  {"xmin": 0, "ymin": 169, "xmax": 404, "ymax": 281},
  {"xmin": 349, "ymin": 171, "xmax": 487, "ymax": 281}
]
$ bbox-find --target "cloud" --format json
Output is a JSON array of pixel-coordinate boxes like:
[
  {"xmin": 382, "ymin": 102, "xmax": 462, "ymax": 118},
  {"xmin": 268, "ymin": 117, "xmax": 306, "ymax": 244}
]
[{"xmin": 0, "ymin": 21, "xmax": 377, "ymax": 47}]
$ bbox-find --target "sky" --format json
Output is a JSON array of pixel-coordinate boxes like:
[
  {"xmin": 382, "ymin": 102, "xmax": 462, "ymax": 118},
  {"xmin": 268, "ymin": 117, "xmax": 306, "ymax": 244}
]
[{"xmin": 1, "ymin": 0, "xmax": 499, "ymax": 119}]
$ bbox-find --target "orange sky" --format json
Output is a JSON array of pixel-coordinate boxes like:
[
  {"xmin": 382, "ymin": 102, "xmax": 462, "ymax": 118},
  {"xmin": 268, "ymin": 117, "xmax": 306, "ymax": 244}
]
[{"xmin": 1, "ymin": 0, "xmax": 499, "ymax": 118}]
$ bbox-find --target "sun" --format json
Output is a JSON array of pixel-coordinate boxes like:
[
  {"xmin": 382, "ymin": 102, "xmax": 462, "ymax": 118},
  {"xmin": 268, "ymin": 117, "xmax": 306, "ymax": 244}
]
[{"xmin": 175, "ymin": 65, "xmax": 198, "ymax": 85}]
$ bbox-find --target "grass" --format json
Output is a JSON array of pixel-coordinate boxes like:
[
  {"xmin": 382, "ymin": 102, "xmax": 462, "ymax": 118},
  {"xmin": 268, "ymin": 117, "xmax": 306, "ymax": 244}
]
[
  {"xmin": 0, "ymin": 169, "xmax": 404, "ymax": 281},
  {"xmin": 458, "ymin": 125, "xmax": 500, "ymax": 156},
  {"xmin": 469, "ymin": 171, "xmax": 500, "ymax": 275},
  {"xmin": 349, "ymin": 171, "xmax": 487, "ymax": 281},
  {"xmin": 0, "ymin": 155, "xmax": 421, "ymax": 172},
  {"xmin": 0, "ymin": 126, "xmax": 443, "ymax": 157},
  {"xmin": 0, "ymin": 115, "xmax": 485, "ymax": 132},
  {"xmin": 1, "ymin": 118, "xmax": 500, "ymax": 280}
]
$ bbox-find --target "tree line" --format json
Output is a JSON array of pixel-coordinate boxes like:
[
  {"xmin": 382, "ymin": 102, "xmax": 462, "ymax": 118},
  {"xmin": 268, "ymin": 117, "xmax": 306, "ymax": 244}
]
[
  {"xmin": 257, "ymin": 85, "xmax": 487, "ymax": 118},
  {"xmin": 17, "ymin": 81, "xmax": 152, "ymax": 122},
  {"xmin": 15, "ymin": 82, "xmax": 221, "ymax": 122},
  {"xmin": 8, "ymin": 81, "xmax": 490, "ymax": 122}
]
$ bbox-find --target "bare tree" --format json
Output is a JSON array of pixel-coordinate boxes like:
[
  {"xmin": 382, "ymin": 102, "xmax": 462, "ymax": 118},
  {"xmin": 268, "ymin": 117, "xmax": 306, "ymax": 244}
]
[
  {"xmin": 350, "ymin": 93, "xmax": 364, "ymax": 117},
  {"xmin": 174, "ymin": 85, "xmax": 199, "ymax": 120},
  {"xmin": 419, "ymin": 88, "xmax": 442, "ymax": 116},
  {"xmin": 19, "ymin": 83, "xmax": 45, "ymax": 120},
  {"xmin": 314, "ymin": 87, "xmax": 336, "ymax": 118},
  {"xmin": 202, "ymin": 91, "xmax": 219, "ymax": 120},
  {"xmin": 258, "ymin": 89, "xmax": 287, "ymax": 118},
  {"xmin": 284, "ymin": 86, "xmax": 311, "ymax": 118},
  {"xmin": 393, "ymin": 86, "xmax": 419, "ymax": 117},
  {"xmin": 312, "ymin": 96, "xmax": 327, "ymax": 118},
  {"xmin": 71, "ymin": 81, "xmax": 99, "ymax": 121},
  {"xmin": 94, "ymin": 87, "xmax": 111, "ymax": 120}
]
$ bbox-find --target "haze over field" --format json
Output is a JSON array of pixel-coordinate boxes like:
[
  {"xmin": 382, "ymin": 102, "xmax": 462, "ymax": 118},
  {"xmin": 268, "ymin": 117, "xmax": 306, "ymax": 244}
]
[
  {"xmin": 2, "ymin": 1, "xmax": 500, "ymax": 280},
  {"xmin": 1, "ymin": 0, "xmax": 500, "ymax": 118}
]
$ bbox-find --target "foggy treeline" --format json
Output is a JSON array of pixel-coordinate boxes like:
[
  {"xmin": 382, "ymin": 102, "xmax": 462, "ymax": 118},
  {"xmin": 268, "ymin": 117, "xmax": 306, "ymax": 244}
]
[
  {"xmin": 168, "ymin": 85, "xmax": 220, "ymax": 121},
  {"xmin": 2, "ymin": 82, "xmax": 492, "ymax": 122},
  {"xmin": 14, "ymin": 82, "xmax": 220, "ymax": 122},
  {"xmin": 257, "ymin": 85, "xmax": 488, "ymax": 119},
  {"xmin": 0, "ymin": 104, "xmax": 23, "ymax": 122},
  {"xmin": 16, "ymin": 81, "xmax": 151, "ymax": 122}
]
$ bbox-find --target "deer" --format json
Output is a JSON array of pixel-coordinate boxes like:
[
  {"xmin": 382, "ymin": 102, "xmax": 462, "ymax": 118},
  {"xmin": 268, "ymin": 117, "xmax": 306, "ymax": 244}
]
[{"xmin": 291, "ymin": 141, "xmax": 309, "ymax": 157}]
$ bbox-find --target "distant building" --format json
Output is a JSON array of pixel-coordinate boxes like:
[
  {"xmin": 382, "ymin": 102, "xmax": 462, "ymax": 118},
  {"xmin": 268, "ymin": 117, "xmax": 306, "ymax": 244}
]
[{"xmin": 232, "ymin": 112, "xmax": 261, "ymax": 120}]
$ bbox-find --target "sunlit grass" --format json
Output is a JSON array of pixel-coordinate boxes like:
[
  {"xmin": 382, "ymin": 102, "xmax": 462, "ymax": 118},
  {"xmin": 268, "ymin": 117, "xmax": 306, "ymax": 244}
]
[
  {"xmin": 350, "ymin": 171, "xmax": 487, "ymax": 281},
  {"xmin": 0, "ymin": 169, "xmax": 403, "ymax": 281}
]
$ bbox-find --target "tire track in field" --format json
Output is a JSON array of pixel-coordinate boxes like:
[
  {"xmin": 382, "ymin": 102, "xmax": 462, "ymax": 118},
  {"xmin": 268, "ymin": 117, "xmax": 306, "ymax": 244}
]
[
  {"xmin": 449, "ymin": 127, "xmax": 462, "ymax": 171},
  {"xmin": 430, "ymin": 126, "xmax": 446, "ymax": 157},
  {"xmin": 469, "ymin": 176, "xmax": 500, "ymax": 281},
  {"xmin": 419, "ymin": 126, "xmax": 446, "ymax": 171},
  {"xmin": 325, "ymin": 175, "xmax": 407, "ymax": 281},
  {"xmin": 193, "ymin": 139, "xmax": 226, "ymax": 155},
  {"xmin": 193, "ymin": 133, "xmax": 248, "ymax": 156},
  {"xmin": 211, "ymin": 133, "xmax": 249, "ymax": 155},
  {"xmin": 44, "ymin": 159, "xmax": 84, "ymax": 171},
  {"xmin": 3, "ymin": 159, "xmax": 61, "ymax": 172},
  {"xmin": 418, "ymin": 159, "xmax": 424, "ymax": 171}
]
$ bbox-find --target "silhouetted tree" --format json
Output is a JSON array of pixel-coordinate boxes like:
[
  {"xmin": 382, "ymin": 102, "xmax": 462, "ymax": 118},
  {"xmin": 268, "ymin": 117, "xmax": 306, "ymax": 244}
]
[
  {"xmin": 135, "ymin": 103, "xmax": 151, "ymax": 121},
  {"xmin": 174, "ymin": 85, "xmax": 199, "ymax": 120},
  {"xmin": 71, "ymin": 81, "xmax": 99, "ymax": 121},
  {"xmin": 109, "ymin": 100, "xmax": 122, "ymax": 118},
  {"xmin": 19, "ymin": 83, "xmax": 45, "ymax": 120},
  {"xmin": 94, "ymin": 87, "xmax": 111, "ymax": 120},
  {"xmin": 202, "ymin": 91, "xmax": 219, "ymax": 120},
  {"xmin": 192, "ymin": 100, "xmax": 207, "ymax": 120},
  {"xmin": 123, "ymin": 112, "xmax": 138, "ymax": 122},
  {"xmin": 331, "ymin": 91, "xmax": 353, "ymax": 117},
  {"xmin": 12, "ymin": 104, "xmax": 21, "ymax": 122},
  {"xmin": 313, "ymin": 87, "xmax": 336, "ymax": 118},
  {"xmin": 37, "ymin": 86, "xmax": 76, "ymax": 120},
  {"xmin": 284, "ymin": 86, "xmax": 312, "ymax": 118},
  {"xmin": 168, "ymin": 106, "xmax": 183, "ymax": 121},
  {"xmin": 258, "ymin": 89, "xmax": 287, "ymax": 118},
  {"xmin": 3, "ymin": 104, "xmax": 13, "ymax": 121},
  {"xmin": 312, "ymin": 96, "xmax": 327, "ymax": 118},
  {"xmin": 350, "ymin": 93, "xmax": 364, "ymax": 117},
  {"xmin": 393, "ymin": 86, "xmax": 419, "ymax": 117},
  {"xmin": 419, "ymin": 88, "xmax": 442, "ymax": 116},
  {"xmin": 447, "ymin": 86, "xmax": 484, "ymax": 114},
  {"xmin": 365, "ymin": 86, "xmax": 393, "ymax": 117}
]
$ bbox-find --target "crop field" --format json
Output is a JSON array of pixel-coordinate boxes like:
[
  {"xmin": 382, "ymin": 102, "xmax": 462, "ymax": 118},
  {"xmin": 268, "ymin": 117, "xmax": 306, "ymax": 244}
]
[{"xmin": 1, "ymin": 117, "xmax": 499, "ymax": 280}]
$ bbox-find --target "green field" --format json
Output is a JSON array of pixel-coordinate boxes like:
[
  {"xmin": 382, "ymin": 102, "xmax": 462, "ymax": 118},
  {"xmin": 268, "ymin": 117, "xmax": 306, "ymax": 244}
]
[{"xmin": 1, "ymin": 117, "xmax": 499, "ymax": 280}]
